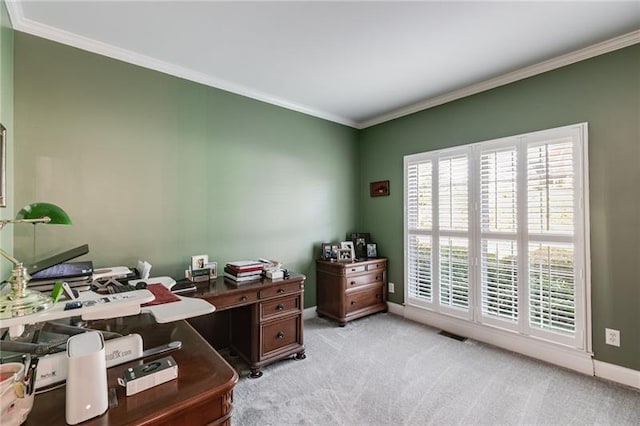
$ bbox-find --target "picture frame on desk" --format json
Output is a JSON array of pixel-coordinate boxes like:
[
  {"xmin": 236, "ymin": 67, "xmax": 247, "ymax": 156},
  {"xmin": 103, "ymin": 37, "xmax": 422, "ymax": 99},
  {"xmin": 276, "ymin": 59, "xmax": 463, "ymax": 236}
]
[
  {"xmin": 191, "ymin": 254, "xmax": 208, "ymax": 270},
  {"xmin": 367, "ymin": 243, "xmax": 377, "ymax": 258},
  {"xmin": 206, "ymin": 261, "xmax": 218, "ymax": 279}
]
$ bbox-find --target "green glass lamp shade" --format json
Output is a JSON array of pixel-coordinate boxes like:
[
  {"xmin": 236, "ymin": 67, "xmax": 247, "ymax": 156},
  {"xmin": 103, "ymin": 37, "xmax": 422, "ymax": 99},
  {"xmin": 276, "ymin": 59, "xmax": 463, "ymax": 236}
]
[{"xmin": 15, "ymin": 202, "xmax": 72, "ymax": 225}]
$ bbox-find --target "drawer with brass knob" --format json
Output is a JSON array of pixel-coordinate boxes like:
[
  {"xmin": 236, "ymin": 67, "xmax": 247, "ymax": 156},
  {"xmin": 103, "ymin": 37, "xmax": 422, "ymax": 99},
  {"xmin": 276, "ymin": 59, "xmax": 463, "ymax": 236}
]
[
  {"xmin": 260, "ymin": 294, "xmax": 301, "ymax": 320},
  {"xmin": 261, "ymin": 315, "xmax": 301, "ymax": 357}
]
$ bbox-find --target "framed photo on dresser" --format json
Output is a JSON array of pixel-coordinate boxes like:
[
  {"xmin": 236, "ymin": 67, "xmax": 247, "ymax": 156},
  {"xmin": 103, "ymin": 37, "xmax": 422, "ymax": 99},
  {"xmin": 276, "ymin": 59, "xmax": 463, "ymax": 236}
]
[
  {"xmin": 321, "ymin": 243, "xmax": 332, "ymax": 260},
  {"xmin": 349, "ymin": 233, "xmax": 370, "ymax": 259}
]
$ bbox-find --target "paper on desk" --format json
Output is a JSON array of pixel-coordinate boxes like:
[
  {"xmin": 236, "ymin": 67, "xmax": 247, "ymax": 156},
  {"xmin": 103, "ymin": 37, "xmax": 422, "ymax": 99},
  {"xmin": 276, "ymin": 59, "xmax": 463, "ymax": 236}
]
[
  {"xmin": 137, "ymin": 260, "xmax": 152, "ymax": 280},
  {"xmin": 92, "ymin": 266, "xmax": 132, "ymax": 280}
]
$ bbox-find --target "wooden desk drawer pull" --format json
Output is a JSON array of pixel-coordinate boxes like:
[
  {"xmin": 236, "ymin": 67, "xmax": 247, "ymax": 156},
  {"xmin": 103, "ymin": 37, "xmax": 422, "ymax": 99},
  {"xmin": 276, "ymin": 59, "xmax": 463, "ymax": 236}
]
[
  {"xmin": 276, "ymin": 303, "xmax": 285, "ymax": 311},
  {"xmin": 277, "ymin": 288, "xmax": 285, "ymax": 294},
  {"xmin": 350, "ymin": 281, "xmax": 356, "ymax": 285},
  {"xmin": 351, "ymin": 301, "xmax": 356, "ymax": 305},
  {"xmin": 375, "ymin": 275, "xmax": 380, "ymax": 280},
  {"xmin": 276, "ymin": 332, "xmax": 285, "ymax": 340},
  {"xmin": 241, "ymin": 296, "xmax": 248, "ymax": 301}
]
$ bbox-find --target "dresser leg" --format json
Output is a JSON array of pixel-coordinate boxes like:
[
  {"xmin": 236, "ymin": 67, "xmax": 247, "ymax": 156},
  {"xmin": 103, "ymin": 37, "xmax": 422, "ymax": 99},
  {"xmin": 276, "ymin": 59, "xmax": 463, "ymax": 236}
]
[
  {"xmin": 249, "ymin": 368, "xmax": 263, "ymax": 379},
  {"xmin": 295, "ymin": 350, "xmax": 306, "ymax": 360}
]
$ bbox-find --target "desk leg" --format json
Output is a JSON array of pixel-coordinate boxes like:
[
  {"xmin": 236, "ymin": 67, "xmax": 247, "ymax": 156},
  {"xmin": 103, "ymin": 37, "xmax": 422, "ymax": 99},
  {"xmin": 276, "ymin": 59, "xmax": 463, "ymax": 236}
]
[{"xmin": 249, "ymin": 368, "xmax": 263, "ymax": 379}]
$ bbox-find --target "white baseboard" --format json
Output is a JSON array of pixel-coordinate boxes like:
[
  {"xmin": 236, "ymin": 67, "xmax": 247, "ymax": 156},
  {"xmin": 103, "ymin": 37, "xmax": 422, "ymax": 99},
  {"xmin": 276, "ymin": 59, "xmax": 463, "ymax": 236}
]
[
  {"xmin": 403, "ymin": 305, "xmax": 594, "ymax": 376},
  {"xmin": 594, "ymin": 360, "xmax": 640, "ymax": 390},
  {"xmin": 387, "ymin": 301, "xmax": 405, "ymax": 316},
  {"xmin": 303, "ymin": 306, "xmax": 317, "ymax": 320}
]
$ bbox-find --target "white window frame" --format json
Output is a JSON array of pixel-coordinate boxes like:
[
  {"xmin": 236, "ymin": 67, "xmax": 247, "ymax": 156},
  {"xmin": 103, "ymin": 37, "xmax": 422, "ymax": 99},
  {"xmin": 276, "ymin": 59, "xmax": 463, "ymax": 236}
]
[{"xmin": 404, "ymin": 123, "xmax": 590, "ymax": 351}]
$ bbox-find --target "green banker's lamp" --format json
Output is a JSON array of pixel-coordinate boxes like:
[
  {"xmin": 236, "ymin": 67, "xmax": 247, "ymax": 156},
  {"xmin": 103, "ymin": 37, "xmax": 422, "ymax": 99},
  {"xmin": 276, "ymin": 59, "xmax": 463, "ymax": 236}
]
[{"xmin": 0, "ymin": 202, "xmax": 72, "ymax": 319}]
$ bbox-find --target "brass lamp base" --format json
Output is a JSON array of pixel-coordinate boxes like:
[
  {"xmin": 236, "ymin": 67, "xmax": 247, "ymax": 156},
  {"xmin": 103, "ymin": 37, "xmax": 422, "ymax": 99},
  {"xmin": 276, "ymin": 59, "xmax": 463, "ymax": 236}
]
[
  {"xmin": 0, "ymin": 289, "xmax": 52, "ymax": 319},
  {"xmin": 0, "ymin": 259, "xmax": 52, "ymax": 319}
]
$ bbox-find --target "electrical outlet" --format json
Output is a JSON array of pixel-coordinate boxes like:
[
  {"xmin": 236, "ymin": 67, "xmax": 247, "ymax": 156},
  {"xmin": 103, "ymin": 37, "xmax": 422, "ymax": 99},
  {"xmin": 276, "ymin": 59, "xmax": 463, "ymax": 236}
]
[
  {"xmin": 605, "ymin": 328, "xmax": 620, "ymax": 347},
  {"xmin": 388, "ymin": 282, "xmax": 395, "ymax": 293}
]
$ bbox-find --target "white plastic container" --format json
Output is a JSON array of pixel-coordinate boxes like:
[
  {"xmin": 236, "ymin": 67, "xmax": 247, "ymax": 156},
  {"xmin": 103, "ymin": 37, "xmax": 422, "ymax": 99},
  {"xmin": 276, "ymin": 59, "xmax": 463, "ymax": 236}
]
[{"xmin": 65, "ymin": 331, "xmax": 108, "ymax": 425}]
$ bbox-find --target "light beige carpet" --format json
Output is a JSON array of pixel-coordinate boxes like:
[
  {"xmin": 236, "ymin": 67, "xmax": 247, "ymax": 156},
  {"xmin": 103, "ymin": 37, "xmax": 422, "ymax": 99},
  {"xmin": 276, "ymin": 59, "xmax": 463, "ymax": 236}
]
[{"xmin": 230, "ymin": 313, "xmax": 640, "ymax": 425}]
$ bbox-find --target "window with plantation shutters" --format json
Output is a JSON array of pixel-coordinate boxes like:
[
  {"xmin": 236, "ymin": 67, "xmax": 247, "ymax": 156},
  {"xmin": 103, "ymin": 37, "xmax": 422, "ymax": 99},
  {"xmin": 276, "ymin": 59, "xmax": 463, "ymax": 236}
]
[
  {"xmin": 479, "ymin": 146, "xmax": 519, "ymax": 328},
  {"xmin": 405, "ymin": 123, "xmax": 589, "ymax": 350}
]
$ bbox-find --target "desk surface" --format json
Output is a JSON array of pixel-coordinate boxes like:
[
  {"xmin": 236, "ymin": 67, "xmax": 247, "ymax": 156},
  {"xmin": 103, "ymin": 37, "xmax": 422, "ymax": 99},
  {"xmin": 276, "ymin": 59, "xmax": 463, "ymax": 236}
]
[{"xmin": 26, "ymin": 314, "xmax": 238, "ymax": 426}]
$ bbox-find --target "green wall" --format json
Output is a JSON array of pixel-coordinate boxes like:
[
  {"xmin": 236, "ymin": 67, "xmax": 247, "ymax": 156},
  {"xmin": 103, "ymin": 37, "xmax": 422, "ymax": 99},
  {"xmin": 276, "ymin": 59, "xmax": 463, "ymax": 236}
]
[
  {"xmin": 0, "ymin": 1, "xmax": 12, "ymax": 279},
  {"xmin": 358, "ymin": 45, "xmax": 640, "ymax": 370},
  {"xmin": 9, "ymin": 26, "xmax": 640, "ymax": 371},
  {"xmin": 13, "ymin": 33, "xmax": 359, "ymax": 307}
]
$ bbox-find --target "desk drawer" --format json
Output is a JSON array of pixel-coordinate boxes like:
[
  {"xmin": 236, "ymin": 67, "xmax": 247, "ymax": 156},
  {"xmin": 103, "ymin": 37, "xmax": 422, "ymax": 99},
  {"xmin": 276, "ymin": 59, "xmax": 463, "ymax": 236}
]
[
  {"xmin": 259, "ymin": 281, "xmax": 302, "ymax": 299},
  {"xmin": 346, "ymin": 286, "xmax": 384, "ymax": 314},
  {"xmin": 210, "ymin": 291, "xmax": 258, "ymax": 311},
  {"xmin": 261, "ymin": 315, "xmax": 301, "ymax": 357},
  {"xmin": 260, "ymin": 294, "xmax": 301, "ymax": 320},
  {"xmin": 345, "ymin": 271, "xmax": 384, "ymax": 289}
]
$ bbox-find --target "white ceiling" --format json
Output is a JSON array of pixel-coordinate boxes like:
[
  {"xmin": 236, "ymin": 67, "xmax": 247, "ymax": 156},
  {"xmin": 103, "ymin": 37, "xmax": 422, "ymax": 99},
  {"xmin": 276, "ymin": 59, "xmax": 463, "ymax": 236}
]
[{"xmin": 7, "ymin": 1, "xmax": 640, "ymax": 128}]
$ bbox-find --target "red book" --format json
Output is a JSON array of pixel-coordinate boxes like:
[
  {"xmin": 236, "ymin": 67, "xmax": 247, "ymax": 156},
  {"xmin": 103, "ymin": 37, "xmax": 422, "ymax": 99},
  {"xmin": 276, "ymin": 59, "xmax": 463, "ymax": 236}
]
[
  {"xmin": 142, "ymin": 283, "xmax": 181, "ymax": 306},
  {"xmin": 225, "ymin": 261, "xmax": 264, "ymax": 273}
]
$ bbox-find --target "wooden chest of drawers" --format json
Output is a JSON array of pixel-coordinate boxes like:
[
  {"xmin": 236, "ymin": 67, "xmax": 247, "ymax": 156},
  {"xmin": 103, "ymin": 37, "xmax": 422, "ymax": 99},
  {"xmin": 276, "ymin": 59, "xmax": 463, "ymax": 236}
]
[{"xmin": 316, "ymin": 258, "xmax": 387, "ymax": 326}]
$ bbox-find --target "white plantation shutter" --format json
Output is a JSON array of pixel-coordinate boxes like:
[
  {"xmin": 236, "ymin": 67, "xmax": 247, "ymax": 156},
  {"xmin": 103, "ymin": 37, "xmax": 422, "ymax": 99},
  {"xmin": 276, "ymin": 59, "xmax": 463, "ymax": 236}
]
[
  {"xmin": 440, "ymin": 237, "xmax": 469, "ymax": 309},
  {"xmin": 439, "ymin": 155, "xmax": 468, "ymax": 232},
  {"xmin": 406, "ymin": 158, "xmax": 434, "ymax": 305},
  {"xmin": 480, "ymin": 149, "xmax": 517, "ymax": 233},
  {"xmin": 405, "ymin": 123, "xmax": 587, "ymax": 350},
  {"xmin": 407, "ymin": 235, "xmax": 432, "ymax": 302},
  {"xmin": 526, "ymin": 137, "xmax": 577, "ymax": 336},
  {"xmin": 528, "ymin": 242, "xmax": 576, "ymax": 333},
  {"xmin": 407, "ymin": 162, "xmax": 432, "ymax": 230},
  {"xmin": 481, "ymin": 240, "xmax": 518, "ymax": 322},
  {"xmin": 527, "ymin": 139, "xmax": 574, "ymax": 235},
  {"xmin": 479, "ymin": 147, "xmax": 519, "ymax": 327}
]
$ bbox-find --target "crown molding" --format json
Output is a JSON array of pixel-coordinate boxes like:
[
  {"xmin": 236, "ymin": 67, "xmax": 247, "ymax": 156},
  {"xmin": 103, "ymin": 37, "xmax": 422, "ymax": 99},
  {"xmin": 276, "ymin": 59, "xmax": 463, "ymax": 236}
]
[
  {"xmin": 360, "ymin": 29, "xmax": 640, "ymax": 129},
  {"xmin": 6, "ymin": 2, "xmax": 639, "ymax": 130},
  {"xmin": 6, "ymin": 4, "xmax": 359, "ymax": 129}
]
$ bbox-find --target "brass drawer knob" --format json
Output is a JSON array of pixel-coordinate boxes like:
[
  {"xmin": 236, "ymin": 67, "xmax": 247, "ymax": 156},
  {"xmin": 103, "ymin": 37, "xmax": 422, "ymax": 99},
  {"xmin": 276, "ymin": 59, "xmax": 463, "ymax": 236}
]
[
  {"xmin": 276, "ymin": 303, "xmax": 285, "ymax": 311},
  {"xmin": 351, "ymin": 301, "xmax": 356, "ymax": 305},
  {"xmin": 277, "ymin": 288, "xmax": 285, "ymax": 294},
  {"xmin": 276, "ymin": 332, "xmax": 285, "ymax": 340},
  {"xmin": 240, "ymin": 296, "xmax": 248, "ymax": 301},
  {"xmin": 350, "ymin": 281, "xmax": 355, "ymax": 285},
  {"xmin": 375, "ymin": 275, "xmax": 380, "ymax": 280}
]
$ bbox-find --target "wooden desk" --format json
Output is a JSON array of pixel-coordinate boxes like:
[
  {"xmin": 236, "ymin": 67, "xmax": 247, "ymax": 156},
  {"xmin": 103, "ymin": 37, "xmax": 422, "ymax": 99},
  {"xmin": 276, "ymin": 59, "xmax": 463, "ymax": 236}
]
[
  {"xmin": 184, "ymin": 274, "xmax": 306, "ymax": 378},
  {"xmin": 26, "ymin": 314, "xmax": 238, "ymax": 426}
]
